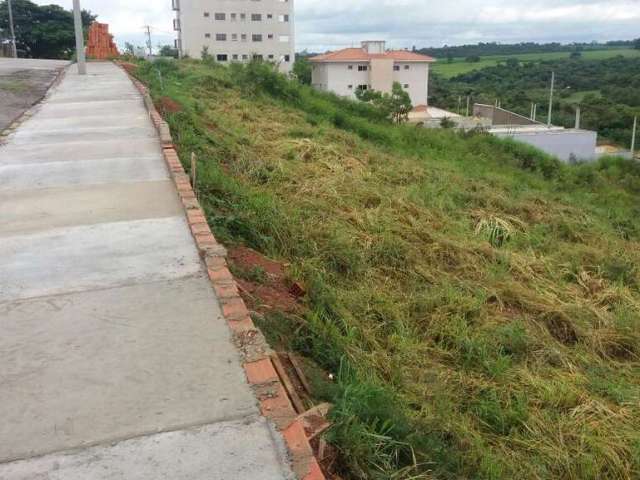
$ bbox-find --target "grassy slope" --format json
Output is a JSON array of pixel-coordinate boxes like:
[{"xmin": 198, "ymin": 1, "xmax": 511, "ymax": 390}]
[
  {"xmin": 135, "ymin": 59, "xmax": 640, "ymax": 480},
  {"xmin": 432, "ymin": 48, "xmax": 640, "ymax": 78}
]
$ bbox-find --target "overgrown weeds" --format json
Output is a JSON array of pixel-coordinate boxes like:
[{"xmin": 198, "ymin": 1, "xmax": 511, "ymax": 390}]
[{"xmin": 133, "ymin": 58, "xmax": 640, "ymax": 480}]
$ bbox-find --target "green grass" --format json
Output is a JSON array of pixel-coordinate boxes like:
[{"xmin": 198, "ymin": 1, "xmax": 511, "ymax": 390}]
[
  {"xmin": 133, "ymin": 58, "xmax": 640, "ymax": 480},
  {"xmin": 432, "ymin": 48, "xmax": 640, "ymax": 78}
]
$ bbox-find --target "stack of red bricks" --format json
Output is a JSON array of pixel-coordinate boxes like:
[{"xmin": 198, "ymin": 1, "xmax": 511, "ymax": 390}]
[{"xmin": 86, "ymin": 22, "xmax": 119, "ymax": 59}]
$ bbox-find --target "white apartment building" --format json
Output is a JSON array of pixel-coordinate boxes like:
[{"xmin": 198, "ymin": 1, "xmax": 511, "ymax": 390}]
[
  {"xmin": 310, "ymin": 41, "xmax": 435, "ymax": 107},
  {"xmin": 172, "ymin": 0, "xmax": 295, "ymax": 73}
]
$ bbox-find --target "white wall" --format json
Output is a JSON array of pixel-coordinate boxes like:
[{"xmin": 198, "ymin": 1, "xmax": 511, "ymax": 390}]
[
  {"xmin": 393, "ymin": 63, "xmax": 428, "ymax": 106},
  {"xmin": 493, "ymin": 129, "xmax": 598, "ymax": 162},
  {"xmin": 176, "ymin": 0, "xmax": 295, "ymax": 73},
  {"xmin": 312, "ymin": 60, "xmax": 430, "ymax": 107}
]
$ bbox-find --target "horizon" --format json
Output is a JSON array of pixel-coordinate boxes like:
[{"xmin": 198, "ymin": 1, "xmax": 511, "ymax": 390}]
[{"xmin": 27, "ymin": 0, "xmax": 640, "ymax": 54}]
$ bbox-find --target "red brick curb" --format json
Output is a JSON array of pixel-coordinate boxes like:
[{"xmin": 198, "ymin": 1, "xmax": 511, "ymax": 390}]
[{"xmin": 119, "ymin": 62, "xmax": 325, "ymax": 480}]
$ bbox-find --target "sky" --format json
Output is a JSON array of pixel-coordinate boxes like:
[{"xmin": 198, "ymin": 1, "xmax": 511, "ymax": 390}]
[{"xmin": 33, "ymin": 0, "xmax": 640, "ymax": 53}]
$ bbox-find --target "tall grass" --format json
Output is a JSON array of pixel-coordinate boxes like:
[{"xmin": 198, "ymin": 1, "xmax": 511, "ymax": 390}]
[{"xmin": 134, "ymin": 59, "xmax": 640, "ymax": 480}]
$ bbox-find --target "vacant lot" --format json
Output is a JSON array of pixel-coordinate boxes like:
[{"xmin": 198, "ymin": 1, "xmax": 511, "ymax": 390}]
[
  {"xmin": 432, "ymin": 48, "xmax": 640, "ymax": 78},
  {"xmin": 0, "ymin": 59, "xmax": 68, "ymax": 132},
  {"xmin": 134, "ymin": 59, "xmax": 640, "ymax": 480}
]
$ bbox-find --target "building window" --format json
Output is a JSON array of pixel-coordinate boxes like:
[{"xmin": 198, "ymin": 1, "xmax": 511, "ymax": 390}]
[
  {"xmin": 231, "ymin": 33, "xmax": 238, "ymax": 41},
  {"xmin": 251, "ymin": 13, "xmax": 262, "ymax": 21},
  {"xmin": 358, "ymin": 65, "xmax": 368, "ymax": 71},
  {"xmin": 253, "ymin": 54, "xmax": 263, "ymax": 60},
  {"xmin": 348, "ymin": 65, "xmax": 353, "ymax": 70},
  {"xmin": 216, "ymin": 33, "xmax": 227, "ymax": 41},
  {"xmin": 284, "ymin": 54, "xmax": 290, "ymax": 62},
  {"xmin": 278, "ymin": 14, "xmax": 289, "ymax": 22},
  {"xmin": 348, "ymin": 85, "xmax": 353, "ymax": 89},
  {"xmin": 357, "ymin": 84, "xmax": 368, "ymax": 91},
  {"xmin": 268, "ymin": 34, "xmax": 274, "ymax": 39},
  {"xmin": 403, "ymin": 84, "xmax": 409, "ymax": 88},
  {"xmin": 404, "ymin": 65, "xmax": 410, "ymax": 70},
  {"xmin": 240, "ymin": 13, "xmax": 246, "ymax": 20},
  {"xmin": 393, "ymin": 65, "xmax": 400, "ymax": 71},
  {"xmin": 232, "ymin": 54, "xmax": 239, "ymax": 60},
  {"xmin": 230, "ymin": 13, "xmax": 237, "ymax": 21},
  {"xmin": 214, "ymin": 12, "xmax": 225, "ymax": 20},
  {"xmin": 241, "ymin": 34, "xmax": 247, "ymax": 42},
  {"xmin": 204, "ymin": 33, "xmax": 211, "ymax": 38},
  {"xmin": 268, "ymin": 54, "xmax": 275, "ymax": 59},
  {"xmin": 203, "ymin": 12, "xmax": 210, "ymax": 17},
  {"xmin": 267, "ymin": 14, "xmax": 273, "ymax": 19},
  {"xmin": 217, "ymin": 54, "xmax": 228, "ymax": 62},
  {"xmin": 252, "ymin": 34, "xmax": 263, "ymax": 42}
]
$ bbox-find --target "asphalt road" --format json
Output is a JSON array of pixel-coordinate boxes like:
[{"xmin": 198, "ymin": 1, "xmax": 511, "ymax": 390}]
[{"xmin": 0, "ymin": 58, "xmax": 69, "ymax": 132}]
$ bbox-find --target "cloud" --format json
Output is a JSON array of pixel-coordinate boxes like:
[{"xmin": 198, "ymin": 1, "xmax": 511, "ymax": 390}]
[{"xmin": 32, "ymin": 0, "xmax": 640, "ymax": 52}]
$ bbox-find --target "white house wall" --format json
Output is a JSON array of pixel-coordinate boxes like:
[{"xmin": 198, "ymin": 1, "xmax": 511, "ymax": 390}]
[
  {"xmin": 176, "ymin": 0, "xmax": 295, "ymax": 73},
  {"xmin": 312, "ymin": 61, "xmax": 430, "ymax": 107}
]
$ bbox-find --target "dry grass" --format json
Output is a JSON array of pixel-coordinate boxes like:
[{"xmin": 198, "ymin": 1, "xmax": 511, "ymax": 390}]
[{"xmin": 135, "ymin": 59, "xmax": 640, "ymax": 480}]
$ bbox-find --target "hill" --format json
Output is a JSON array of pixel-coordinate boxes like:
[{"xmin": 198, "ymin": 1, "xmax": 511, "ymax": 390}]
[
  {"xmin": 431, "ymin": 48, "xmax": 640, "ymax": 78},
  {"xmin": 132, "ymin": 59, "xmax": 640, "ymax": 480},
  {"xmin": 432, "ymin": 56, "xmax": 640, "ymax": 147}
]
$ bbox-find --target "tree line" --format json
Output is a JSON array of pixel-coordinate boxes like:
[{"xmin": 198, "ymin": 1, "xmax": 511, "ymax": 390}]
[
  {"xmin": 0, "ymin": 0, "xmax": 95, "ymax": 59},
  {"xmin": 431, "ymin": 55, "xmax": 640, "ymax": 147}
]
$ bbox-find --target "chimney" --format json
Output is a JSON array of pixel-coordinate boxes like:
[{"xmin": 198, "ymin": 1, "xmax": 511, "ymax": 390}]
[{"xmin": 361, "ymin": 41, "xmax": 386, "ymax": 54}]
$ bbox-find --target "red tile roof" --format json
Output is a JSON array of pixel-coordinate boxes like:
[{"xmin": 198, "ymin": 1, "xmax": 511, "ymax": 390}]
[{"xmin": 310, "ymin": 48, "xmax": 435, "ymax": 63}]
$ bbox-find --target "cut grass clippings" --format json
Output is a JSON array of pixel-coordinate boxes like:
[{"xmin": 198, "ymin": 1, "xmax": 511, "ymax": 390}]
[{"xmin": 132, "ymin": 58, "xmax": 640, "ymax": 480}]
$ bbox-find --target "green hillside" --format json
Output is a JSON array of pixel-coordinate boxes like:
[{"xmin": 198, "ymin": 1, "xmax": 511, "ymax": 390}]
[
  {"xmin": 432, "ymin": 48, "xmax": 640, "ymax": 78},
  {"xmin": 133, "ymin": 59, "xmax": 640, "ymax": 480}
]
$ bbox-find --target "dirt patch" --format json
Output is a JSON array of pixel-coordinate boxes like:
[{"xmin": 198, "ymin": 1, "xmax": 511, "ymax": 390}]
[
  {"xmin": 543, "ymin": 312, "xmax": 579, "ymax": 346},
  {"xmin": 157, "ymin": 96, "xmax": 183, "ymax": 115},
  {"xmin": 228, "ymin": 246, "xmax": 301, "ymax": 314},
  {"xmin": 0, "ymin": 68, "xmax": 61, "ymax": 132},
  {"xmin": 119, "ymin": 62, "xmax": 139, "ymax": 75}
]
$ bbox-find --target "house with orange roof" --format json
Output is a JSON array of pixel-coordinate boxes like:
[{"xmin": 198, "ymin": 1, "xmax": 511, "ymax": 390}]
[{"xmin": 309, "ymin": 41, "xmax": 435, "ymax": 107}]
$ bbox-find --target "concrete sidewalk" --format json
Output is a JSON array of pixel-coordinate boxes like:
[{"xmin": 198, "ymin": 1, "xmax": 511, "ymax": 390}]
[{"xmin": 0, "ymin": 62, "xmax": 293, "ymax": 479}]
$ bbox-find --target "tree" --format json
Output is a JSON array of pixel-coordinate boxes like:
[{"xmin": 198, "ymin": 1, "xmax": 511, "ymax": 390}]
[
  {"xmin": 292, "ymin": 56, "xmax": 312, "ymax": 85},
  {"xmin": 355, "ymin": 82, "xmax": 412, "ymax": 123},
  {"xmin": 0, "ymin": 0, "xmax": 95, "ymax": 59},
  {"xmin": 634, "ymin": 38, "xmax": 640, "ymax": 50},
  {"xmin": 570, "ymin": 51, "xmax": 582, "ymax": 59},
  {"xmin": 159, "ymin": 44, "xmax": 179, "ymax": 58}
]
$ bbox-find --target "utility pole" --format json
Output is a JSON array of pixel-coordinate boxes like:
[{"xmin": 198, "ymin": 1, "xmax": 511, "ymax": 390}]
[
  {"xmin": 466, "ymin": 96, "xmax": 470, "ymax": 117},
  {"xmin": 631, "ymin": 116, "xmax": 637, "ymax": 159},
  {"xmin": 575, "ymin": 106, "xmax": 581, "ymax": 129},
  {"xmin": 144, "ymin": 25, "xmax": 152, "ymax": 57},
  {"xmin": 7, "ymin": 0, "xmax": 17, "ymax": 58},
  {"xmin": 72, "ymin": 0, "xmax": 86, "ymax": 74},
  {"xmin": 547, "ymin": 71, "xmax": 555, "ymax": 127}
]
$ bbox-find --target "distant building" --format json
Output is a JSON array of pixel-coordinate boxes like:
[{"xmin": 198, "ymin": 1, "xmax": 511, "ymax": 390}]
[
  {"xmin": 474, "ymin": 104, "xmax": 598, "ymax": 162},
  {"xmin": 309, "ymin": 41, "xmax": 435, "ymax": 107},
  {"xmin": 172, "ymin": 0, "xmax": 295, "ymax": 73}
]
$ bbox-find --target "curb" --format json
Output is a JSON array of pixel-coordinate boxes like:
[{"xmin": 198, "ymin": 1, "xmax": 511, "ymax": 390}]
[{"xmin": 120, "ymin": 64, "xmax": 325, "ymax": 480}]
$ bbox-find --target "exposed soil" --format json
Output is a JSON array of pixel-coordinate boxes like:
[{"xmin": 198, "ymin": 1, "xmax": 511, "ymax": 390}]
[
  {"xmin": 228, "ymin": 246, "xmax": 301, "ymax": 314},
  {"xmin": 119, "ymin": 62, "xmax": 138, "ymax": 75},
  {"xmin": 0, "ymin": 68, "xmax": 60, "ymax": 133},
  {"xmin": 158, "ymin": 96, "xmax": 183, "ymax": 114}
]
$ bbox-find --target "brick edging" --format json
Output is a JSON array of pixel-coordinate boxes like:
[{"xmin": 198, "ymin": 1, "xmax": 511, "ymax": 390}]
[{"xmin": 118, "ymin": 63, "xmax": 324, "ymax": 480}]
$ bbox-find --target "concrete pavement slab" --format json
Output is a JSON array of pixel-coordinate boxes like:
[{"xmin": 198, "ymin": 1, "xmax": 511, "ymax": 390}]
[
  {"xmin": 30, "ymin": 99, "xmax": 144, "ymax": 119},
  {"xmin": 0, "ymin": 138, "xmax": 161, "ymax": 165},
  {"xmin": 16, "ymin": 113, "xmax": 151, "ymax": 132},
  {"xmin": 0, "ymin": 277, "xmax": 259, "ymax": 462},
  {"xmin": 0, "ymin": 418, "xmax": 292, "ymax": 480},
  {"xmin": 0, "ymin": 217, "xmax": 202, "ymax": 303},
  {"xmin": 0, "ymin": 156, "xmax": 167, "ymax": 191},
  {"xmin": 8, "ymin": 125, "xmax": 157, "ymax": 145},
  {"xmin": 0, "ymin": 181, "xmax": 183, "ymax": 237}
]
